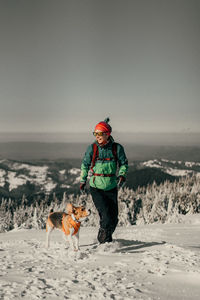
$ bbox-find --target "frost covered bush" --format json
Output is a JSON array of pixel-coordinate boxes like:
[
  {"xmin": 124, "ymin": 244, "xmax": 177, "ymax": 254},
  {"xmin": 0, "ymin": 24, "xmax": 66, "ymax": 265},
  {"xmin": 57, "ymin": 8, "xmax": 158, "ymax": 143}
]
[
  {"xmin": 0, "ymin": 198, "xmax": 14, "ymax": 231},
  {"xmin": 134, "ymin": 175, "xmax": 200, "ymax": 224},
  {"xmin": 0, "ymin": 175, "xmax": 200, "ymax": 232}
]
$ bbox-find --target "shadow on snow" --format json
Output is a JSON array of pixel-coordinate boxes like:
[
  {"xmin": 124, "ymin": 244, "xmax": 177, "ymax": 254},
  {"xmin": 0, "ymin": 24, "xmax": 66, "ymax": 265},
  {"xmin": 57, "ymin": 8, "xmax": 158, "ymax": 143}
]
[
  {"xmin": 115, "ymin": 239, "xmax": 166, "ymax": 253},
  {"xmin": 81, "ymin": 240, "xmax": 166, "ymax": 253}
]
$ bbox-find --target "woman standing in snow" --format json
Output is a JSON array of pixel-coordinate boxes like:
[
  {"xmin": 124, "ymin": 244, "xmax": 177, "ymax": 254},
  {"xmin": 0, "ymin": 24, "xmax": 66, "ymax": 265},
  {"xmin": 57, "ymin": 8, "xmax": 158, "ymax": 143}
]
[{"xmin": 80, "ymin": 118, "xmax": 128, "ymax": 243}]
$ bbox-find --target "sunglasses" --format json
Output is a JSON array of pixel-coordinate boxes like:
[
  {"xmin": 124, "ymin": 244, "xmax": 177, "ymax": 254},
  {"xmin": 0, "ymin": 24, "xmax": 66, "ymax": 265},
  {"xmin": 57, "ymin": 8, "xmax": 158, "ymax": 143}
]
[{"xmin": 93, "ymin": 132, "xmax": 108, "ymax": 136}]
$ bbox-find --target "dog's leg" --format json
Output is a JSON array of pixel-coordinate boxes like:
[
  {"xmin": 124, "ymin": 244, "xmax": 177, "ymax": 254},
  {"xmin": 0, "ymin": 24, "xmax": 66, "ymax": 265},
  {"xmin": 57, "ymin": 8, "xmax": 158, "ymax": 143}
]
[
  {"xmin": 67, "ymin": 228, "xmax": 75, "ymax": 251},
  {"xmin": 62, "ymin": 232, "xmax": 69, "ymax": 249},
  {"xmin": 73, "ymin": 231, "xmax": 79, "ymax": 251},
  {"xmin": 62, "ymin": 232, "xmax": 67, "ymax": 241},
  {"xmin": 46, "ymin": 224, "xmax": 53, "ymax": 248}
]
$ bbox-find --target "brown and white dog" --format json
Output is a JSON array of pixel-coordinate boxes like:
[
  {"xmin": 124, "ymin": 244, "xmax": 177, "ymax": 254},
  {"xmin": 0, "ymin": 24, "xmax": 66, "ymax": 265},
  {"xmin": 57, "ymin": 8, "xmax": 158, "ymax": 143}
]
[{"xmin": 46, "ymin": 203, "xmax": 91, "ymax": 251}]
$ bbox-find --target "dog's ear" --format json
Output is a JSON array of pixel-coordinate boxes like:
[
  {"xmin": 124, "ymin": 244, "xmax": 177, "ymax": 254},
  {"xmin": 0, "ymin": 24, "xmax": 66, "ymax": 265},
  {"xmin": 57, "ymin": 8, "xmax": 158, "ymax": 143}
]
[{"xmin": 66, "ymin": 203, "xmax": 73, "ymax": 214}]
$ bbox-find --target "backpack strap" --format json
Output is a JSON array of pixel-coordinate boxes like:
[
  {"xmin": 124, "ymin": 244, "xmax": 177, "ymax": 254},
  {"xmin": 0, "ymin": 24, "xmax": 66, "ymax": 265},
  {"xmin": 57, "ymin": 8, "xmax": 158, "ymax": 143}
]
[
  {"xmin": 91, "ymin": 143, "xmax": 99, "ymax": 172},
  {"xmin": 91, "ymin": 142, "xmax": 118, "ymax": 173},
  {"xmin": 112, "ymin": 142, "xmax": 118, "ymax": 163}
]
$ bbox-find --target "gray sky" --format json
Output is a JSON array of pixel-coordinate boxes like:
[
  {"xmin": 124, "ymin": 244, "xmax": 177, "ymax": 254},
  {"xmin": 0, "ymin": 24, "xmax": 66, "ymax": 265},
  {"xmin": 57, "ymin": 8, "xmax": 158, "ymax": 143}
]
[{"xmin": 0, "ymin": 0, "xmax": 199, "ymax": 134}]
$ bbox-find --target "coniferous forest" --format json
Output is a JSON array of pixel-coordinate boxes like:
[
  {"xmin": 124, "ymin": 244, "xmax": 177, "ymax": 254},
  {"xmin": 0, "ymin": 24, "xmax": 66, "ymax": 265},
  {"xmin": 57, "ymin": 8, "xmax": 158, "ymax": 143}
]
[{"xmin": 1, "ymin": 174, "xmax": 199, "ymax": 232}]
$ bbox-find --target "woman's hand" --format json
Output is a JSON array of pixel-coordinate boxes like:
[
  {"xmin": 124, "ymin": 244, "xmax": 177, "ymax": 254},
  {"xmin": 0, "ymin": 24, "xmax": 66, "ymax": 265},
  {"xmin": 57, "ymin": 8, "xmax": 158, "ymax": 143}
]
[
  {"xmin": 117, "ymin": 176, "xmax": 126, "ymax": 188},
  {"xmin": 80, "ymin": 182, "xmax": 86, "ymax": 191}
]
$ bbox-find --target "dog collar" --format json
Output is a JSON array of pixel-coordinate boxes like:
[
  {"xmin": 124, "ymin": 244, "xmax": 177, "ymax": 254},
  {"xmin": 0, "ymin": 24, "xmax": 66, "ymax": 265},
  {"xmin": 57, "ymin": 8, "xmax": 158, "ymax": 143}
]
[{"xmin": 71, "ymin": 214, "xmax": 80, "ymax": 223}]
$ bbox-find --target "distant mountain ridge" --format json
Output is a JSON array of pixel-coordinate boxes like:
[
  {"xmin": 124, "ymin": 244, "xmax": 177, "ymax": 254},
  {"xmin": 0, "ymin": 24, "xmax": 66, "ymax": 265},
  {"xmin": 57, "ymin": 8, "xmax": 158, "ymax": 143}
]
[
  {"xmin": 0, "ymin": 142, "xmax": 200, "ymax": 161},
  {"xmin": 1, "ymin": 131, "xmax": 200, "ymax": 145},
  {"xmin": 0, "ymin": 158, "xmax": 200, "ymax": 201}
]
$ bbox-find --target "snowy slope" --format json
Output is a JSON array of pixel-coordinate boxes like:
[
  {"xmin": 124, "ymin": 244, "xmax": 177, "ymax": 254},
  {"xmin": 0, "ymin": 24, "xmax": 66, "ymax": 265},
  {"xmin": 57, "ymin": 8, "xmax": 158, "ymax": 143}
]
[
  {"xmin": 141, "ymin": 159, "xmax": 200, "ymax": 177},
  {"xmin": 0, "ymin": 215, "xmax": 200, "ymax": 300},
  {"xmin": 0, "ymin": 160, "xmax": 77, "ymax": 194},
  {"xmin": 0, "ymin": 160, "xmax": 56, "ymax": 193}
]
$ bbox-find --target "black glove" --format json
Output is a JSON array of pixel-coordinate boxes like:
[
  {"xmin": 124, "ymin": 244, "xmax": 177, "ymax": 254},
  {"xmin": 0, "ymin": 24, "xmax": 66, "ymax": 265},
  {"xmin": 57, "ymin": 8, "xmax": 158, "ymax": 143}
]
[
  {"xmin": 117, "ymin": 176, "xmax": 126, "ymax": 188},
  {"xmin": 80, "ymin": 182, "xmax": 86, "ymax": 192}
]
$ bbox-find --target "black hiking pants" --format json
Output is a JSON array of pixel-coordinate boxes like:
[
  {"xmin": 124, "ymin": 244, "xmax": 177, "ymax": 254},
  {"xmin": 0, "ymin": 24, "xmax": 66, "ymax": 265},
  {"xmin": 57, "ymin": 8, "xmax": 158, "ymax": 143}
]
[{"xmin": 90, "ymin": 186, "xmax": 118, "ymax": 242}]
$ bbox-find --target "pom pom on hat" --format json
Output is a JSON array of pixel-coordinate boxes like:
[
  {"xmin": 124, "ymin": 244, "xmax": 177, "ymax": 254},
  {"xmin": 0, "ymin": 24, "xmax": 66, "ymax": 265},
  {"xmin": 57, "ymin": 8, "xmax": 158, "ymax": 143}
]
[
  {"xmin": 104, "ymin": 117, "xmax": 110, "ymax": 123},
  {"xmin": 94, "ymin": 117, "xmax": 112, "ymax": 135}
]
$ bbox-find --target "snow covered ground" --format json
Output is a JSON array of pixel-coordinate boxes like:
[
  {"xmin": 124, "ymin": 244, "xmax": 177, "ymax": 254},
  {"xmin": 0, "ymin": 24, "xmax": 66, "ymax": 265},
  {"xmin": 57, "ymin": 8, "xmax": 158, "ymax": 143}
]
[{"xmin": 0, "ymin": 215, "xmax": 200, "ymax": 300}]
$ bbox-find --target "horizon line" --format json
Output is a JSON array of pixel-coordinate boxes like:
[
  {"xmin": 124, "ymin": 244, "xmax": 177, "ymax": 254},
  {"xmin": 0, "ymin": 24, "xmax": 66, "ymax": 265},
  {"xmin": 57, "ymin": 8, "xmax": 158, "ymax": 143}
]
[{"xmin": 0, "ymin": 131, "xmax": 200, "ymax": 134}]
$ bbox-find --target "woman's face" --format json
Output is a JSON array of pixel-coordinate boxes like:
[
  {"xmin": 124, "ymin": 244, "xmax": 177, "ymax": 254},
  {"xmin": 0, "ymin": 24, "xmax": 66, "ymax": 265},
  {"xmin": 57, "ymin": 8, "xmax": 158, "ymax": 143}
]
[{"xmin": 95, "ymin": 130, "xmax": 109, "ymax": 145}]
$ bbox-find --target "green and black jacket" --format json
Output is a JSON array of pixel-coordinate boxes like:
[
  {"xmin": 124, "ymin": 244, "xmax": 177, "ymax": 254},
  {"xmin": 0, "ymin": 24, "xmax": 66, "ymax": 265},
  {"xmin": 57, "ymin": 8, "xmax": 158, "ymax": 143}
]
[{"xmin": 80, "ymin": 137, "xmax": 128, "ymax": 191}]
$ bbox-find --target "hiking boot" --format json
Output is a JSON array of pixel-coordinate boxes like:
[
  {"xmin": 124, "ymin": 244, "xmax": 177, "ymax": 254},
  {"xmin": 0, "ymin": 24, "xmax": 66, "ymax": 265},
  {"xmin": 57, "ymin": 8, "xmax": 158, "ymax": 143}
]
[{"xmin": 97, "ymin": 228, "xmax": 112, "ymax": 244}]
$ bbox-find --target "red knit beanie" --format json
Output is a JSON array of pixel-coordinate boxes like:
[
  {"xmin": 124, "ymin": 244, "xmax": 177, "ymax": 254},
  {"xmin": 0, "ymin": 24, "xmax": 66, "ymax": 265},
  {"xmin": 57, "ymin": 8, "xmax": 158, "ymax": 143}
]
[{"xmin": 94, "ymin": 118, "xmax": 112, "ymax": 136}]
